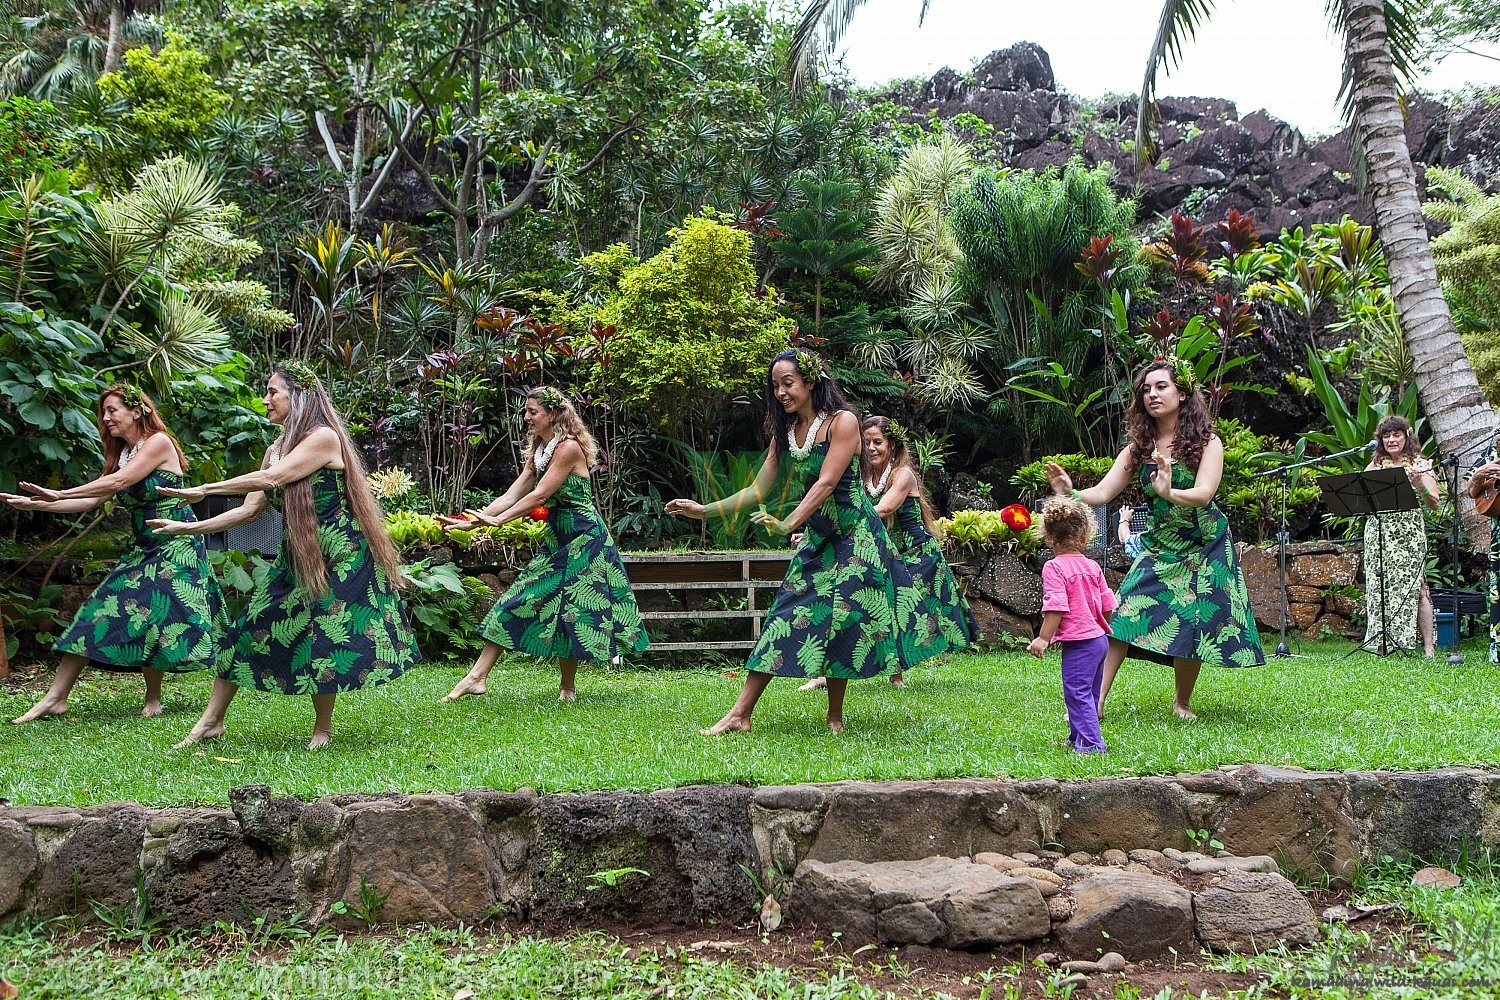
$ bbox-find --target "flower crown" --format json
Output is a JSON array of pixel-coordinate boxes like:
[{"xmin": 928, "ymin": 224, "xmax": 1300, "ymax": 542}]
[
  {"xmin": 280, "ymin": 359, "xmax": 320, "ymax": 389},
  {"xmin": 882, "ymin": 419, "xmax": 907, "ymax": 444},
  {"xmin": 532, "ymin": 386, "xmax": 568, "ymax": 412},
  {"xmin": 1154, "ymin": 354, "xmax": 1201, "ymax": 395},
  {"xmin": 793, "ymin": 348, "xmax": 826, "ymax": 384},
  {"xmin": 113, "ymin": 384, "xmax": 151, "ymax": 414}
]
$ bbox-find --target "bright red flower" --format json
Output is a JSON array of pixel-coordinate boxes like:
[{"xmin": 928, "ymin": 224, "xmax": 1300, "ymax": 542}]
[
  {"xmin": 1000, "ymin": 503, "xmax": 1032, "ymax": 532},
  {"xmin": 529, "ymin": 506, "xmax": 550, "ymax": 521}
]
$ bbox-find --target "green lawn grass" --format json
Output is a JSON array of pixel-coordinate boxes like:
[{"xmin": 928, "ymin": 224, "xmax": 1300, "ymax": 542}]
[{"xmin": 2, "ymin": 638, "xmax": 1498, "ymax": 808}]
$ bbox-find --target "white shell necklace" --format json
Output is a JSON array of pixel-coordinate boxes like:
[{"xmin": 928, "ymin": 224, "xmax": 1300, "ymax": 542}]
[
  {"xmin": 532, "ymin": 434, "xmax": 561, "ymax": 474},
  {"xmin": 787, "ymin": 412, "xmax": 828, "ymax": 460},
  {"xmin": 864, "ymin": 462, "xmax": 893, "ymax": 498},
  {"xmin": 118, "ymin": 440, "xmax": 142, "ymax": 468}
]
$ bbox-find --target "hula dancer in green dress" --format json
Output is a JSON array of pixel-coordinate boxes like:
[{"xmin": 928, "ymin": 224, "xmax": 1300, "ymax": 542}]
[
  {"xmin": 799, "ymin": 414, "xmax": 975, "ymax": 692},
  {"xmin": 150, "ymin": 362, "xmax": 418, "ymax": 749},
  {"xmin": 1363, "ymin": 416, "xmax": 1440, "ymax": 656},
  {"xmin": 3, "ymin": 386, "xmax": 222, "ymax": 723},
  {"xmin": 1466, "ymin": 418, "xmax": 1500, "ymax": 665},
  {"xmin": 667, "ymin": 349, "xmax": 950, "ymax": 734},
  {"xmin": 437, "ymin": 387, "xmax": 647, "ymax": 703},
  {"xmin": 1045, "ymin": 359, "xmax": 1264, "ymax": 720}
]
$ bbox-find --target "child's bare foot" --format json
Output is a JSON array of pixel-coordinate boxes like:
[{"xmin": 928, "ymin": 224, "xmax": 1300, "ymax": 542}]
[
  {"xmin": 797, "ymin": 677, "xmax": 827, "ymax": 692},
  {"xmin": 12, "ymin": 697, "xmax": 67, "ymax": 724},
  {"xmin": 558, "ymin": 688, "xmax": 576, "ymax": 702},
  {"xmin": 140, "ymin": 700, "xmax": 163, "ymax": 718},
  {"xmin": 441, "ymin": 674, "xmax": 487, "ymax": 702},
  {"xmin": 701, "ymin": 714, "xmax": 751, "ymax": 736},
  {"xmin": 173, "ymin": 720, "xmax": 225, "ymax": 749},
  {"xmin": 307, "ymin": 729, "xmax": 332, "ymax": 750}
]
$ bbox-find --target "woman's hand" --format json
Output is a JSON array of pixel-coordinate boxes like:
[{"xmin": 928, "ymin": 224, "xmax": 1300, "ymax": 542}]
[
  {"xmin": 147, "ymin": 518, "xmax": 193, "ymax": 535},
  {"xmin": 750, "ymin": 509, "xmax": 791, "ymax": 536},
  {"xmin": 1044, "ymin": 461, "xmax": 1073, "ymax": 496},
  {"xmin": 1151, "ymin": 449, "xmax": 1173, "ymax": 498},
  {"xmin": 0, "ymin": 492, "xmax": 43, "ymax": 510},
  {"xmin": 158, "ymin": 485, "xmax": 208, "ymax": 503},
  {"xmin": 18, "ymin": 482, "xmax": 62, "ymax": 502},
  {"xmin": 664, "ymin": 498, "xmax": 706, "ymax": 520},
  {"xmin": 1476, "ymin": 461, "xmax": 1500, "ymax": 485}
]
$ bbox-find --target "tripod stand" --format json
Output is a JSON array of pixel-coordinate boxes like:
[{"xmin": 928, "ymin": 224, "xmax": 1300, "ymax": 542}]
[{"xmin": 1320, "ymin": 467, "xmax": 1422, "ymax": 657}]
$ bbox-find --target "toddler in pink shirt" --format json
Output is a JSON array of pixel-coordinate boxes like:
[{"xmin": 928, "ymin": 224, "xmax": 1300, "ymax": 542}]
[{"xmin": 1027, "ymin": 496, "xmax": 1115, "ymax": 753}]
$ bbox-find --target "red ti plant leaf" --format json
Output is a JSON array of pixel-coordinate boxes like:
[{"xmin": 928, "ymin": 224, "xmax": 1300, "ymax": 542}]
[
  {"xmin": 1145, "ymin": 212, "xmax": 1210, "ymax": 284},
  {"xmin": 1213, "ymin": 209, "xmax": 1260, "ymax": 257},
  {"xmin": 419, "ymin": 348, "xmax": 469, "ymax": 379},
  {"xmin": 735, "ymin": 199, "xmax": 783, "ymax": 241},
  {"xmin": 1075, "ymin": 234, "xmax": 1125, "ymax": 288},
  {"xmin": 1208, "ymin": 292, "xmax": 1258, "ymax": 341},
  {"xmin": 1140, "ymin": 307, "xmax": 1186, "ymax": 348},
  {"xmin": 475, "ymin": 305, "xmax": 534, "ymax": 338}
]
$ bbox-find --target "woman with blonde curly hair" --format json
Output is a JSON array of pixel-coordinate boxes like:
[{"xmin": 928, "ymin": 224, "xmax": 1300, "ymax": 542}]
[
  {"xmin": 1046, "ymin": 359, "xmax": 1264, "ymax": 720},
  {"xmin": 3, "ymin": 385, "xmax": 223, "ymax": 723},
  {"xmin": 151, "ymin": 361, "xmax": 418, "ymax": 749},
  {"xmin": 439, "ymin": 386, "xmax": 647, "ymax": 703}
]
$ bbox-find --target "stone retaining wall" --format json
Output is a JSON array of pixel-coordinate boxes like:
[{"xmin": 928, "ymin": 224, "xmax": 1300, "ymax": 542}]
[{"xmin": 2, "ymin": 765, "xmax": 1497, "ymax": 929}]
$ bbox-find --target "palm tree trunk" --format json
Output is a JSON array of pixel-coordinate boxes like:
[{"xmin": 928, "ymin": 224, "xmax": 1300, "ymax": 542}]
[
  {"xmin": 103, "ymin": 2, "xmax": 127, "ymax": 75},
  {"xmin": 1342, "ymin": 0, "xmax": 1496, "ymax": 541}
]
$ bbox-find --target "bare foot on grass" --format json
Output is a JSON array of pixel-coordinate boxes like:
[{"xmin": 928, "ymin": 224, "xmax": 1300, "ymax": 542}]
[
  {"xmin": 12, "ymin": 698, "xmax": 67, "ymax": 724},
  {"xmin": 140, "ymin": 700, "xmax": 163, "ymax": 718},
  {"xmin": 173, "ymin": 720, "xmax": 225, "ymax": 749},
  {"xmin": 797, "ymin": 677, "xmax": 826, "ymax": 692},
  {"xmin": 1172, "ymin": 702, "xmax": 1198, "ymax": 721},
  {"xmin": 700, "ymin": 714, "xmax": 751, "ymax": 736},
  {"xmin": 826, "ymin": 716, "xmax": 844, "ymax": 733},
  {"xmin": 440, "ymin": 674, "xmax": 487, "ymax": 702},
  {"xmin": 307, "ymin": 729, "xmax": 332, "ymax": 750},
  {"xmin": 558, "ymin": 688, "xmax": 576, "ymax": 703}
]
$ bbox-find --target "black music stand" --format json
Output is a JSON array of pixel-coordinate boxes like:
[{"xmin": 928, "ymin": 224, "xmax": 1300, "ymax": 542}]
[{"xmin": 1320, "ymin": 467, "xmax": 1422, "ymax": 657}]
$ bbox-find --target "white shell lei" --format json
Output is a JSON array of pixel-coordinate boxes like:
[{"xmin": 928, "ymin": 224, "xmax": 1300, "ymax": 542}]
[
  {"xmin": 118, "ymin": 441, "xmax": 141, "ymax": 468},
  {"xmin": 787, "ymin": 412, "xmax": 828, "ymax": 460},
  {"xmin": 864, "ymin": 462, "xmax": 893, "ymax": 499},
  {"xmin": 532, "ymin": 435, "xmax": 561, "ymax": 474}
]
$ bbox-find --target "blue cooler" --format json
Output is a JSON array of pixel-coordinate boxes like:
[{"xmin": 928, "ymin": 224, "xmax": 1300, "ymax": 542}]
[{"xmin": 1436, "ymin": 611, "xmax": 1457, "ymax": 648}]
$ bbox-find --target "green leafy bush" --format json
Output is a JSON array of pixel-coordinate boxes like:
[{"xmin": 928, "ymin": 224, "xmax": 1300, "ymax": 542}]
[
  {"xmin": 384, "ymin": 511, "xmax": 546, "ymax": 564},
  {"xmin": 1011, "ymin": 454, "xmax": 1116, "ymax": 500},
  {"xmin": 399, "ymin": 560, "xmax": 493, "ymax": 658},
  {"xmin": 936, "ymin": 509, "xmax": 1042, "ymax": 558},
  {"xmin": 0, "ymin": 97, "xmax": 71, "ymax": 183}
]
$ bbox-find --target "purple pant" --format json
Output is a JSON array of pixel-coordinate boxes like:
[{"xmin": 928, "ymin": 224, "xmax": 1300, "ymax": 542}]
[{"xmin": 1059, "ymin": 635, "xmax": 1108, "ymax": 754}]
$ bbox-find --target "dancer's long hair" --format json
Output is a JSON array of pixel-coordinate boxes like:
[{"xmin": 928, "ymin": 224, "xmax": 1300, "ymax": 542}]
[
  {"xmin": 271, "ymin": 364, "xmax": 403, "ymax": 595},
  {"xmin": 763, "ymin": 348, "xmax": 852, "ymax": 460},
  {"xmin": 521, "ymin": 387, "xmax": 600, "ymax": 473},
  {"xmin": 1371, "ymin": 415, "xmax": 1424, "ymax": 467},
  {"xmin": 860, "ymin": 415, "xmax": 936, "ymax": 532},
  {"xmin": 97, "ymin": 386, "xmax": 186, "ymax": 475},
  {"xmin": 1125, "ymin": 360, "xmax": 1214, "ymax": 474}
]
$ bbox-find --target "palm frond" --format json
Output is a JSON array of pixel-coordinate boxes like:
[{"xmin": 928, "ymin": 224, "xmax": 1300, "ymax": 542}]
[
  {"xmin": 1135, "ymin": 0, "xmax": 1221, "ymax": 166},
  {"xmin": 789, "ymin": 0, "xmax": 874, "ymax": 96},
  {"xmin": 1325, "ymin": 0, "xmax": 1423, "ymax": 188}
]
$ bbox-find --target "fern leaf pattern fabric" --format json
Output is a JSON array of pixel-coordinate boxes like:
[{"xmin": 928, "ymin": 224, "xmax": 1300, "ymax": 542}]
[
  {"xmin": 479, "ymin": 474, "xmax": 649, "ymax": 661},
  {"xmin": 54, "ymin": 470, "xmax": 223, "ymax": 672},
  {"xmin": 1361, "ymin": 505, "xmax": 1426, "ymax": 651},
  {"xmin": 217, "ymin": 468, "xmax": 419, "ymax": 694},
  {"xmin": 890, "ymin": 495, "xmax": 978, "ymax": 648},
  {"xmin": 746, "ymin": 440, "xmax": 950, "ymax": 678},
  {"xmin": 1111, "ymin": 463, "xmax": 1265, "ymax": 667},
  {"xmin": 1469, "ymin": 435, "xmax": 1500, "ymax": 664}
]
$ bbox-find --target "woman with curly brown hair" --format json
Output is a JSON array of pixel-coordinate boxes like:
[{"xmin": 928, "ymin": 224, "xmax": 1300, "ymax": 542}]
[
  {"xmin": 1046, "ymin": 360, "xmax": 1264, "ymax": 720},
  {"xmin": 150, "ymin": 362, "xmax": 419, "ymax": 749}
]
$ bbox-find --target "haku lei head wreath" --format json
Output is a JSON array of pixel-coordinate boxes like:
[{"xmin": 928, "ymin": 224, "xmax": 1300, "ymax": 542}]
[
  {"xmin": 793, "ymin": 348, "xmax": 826, "ymax": 384},
  {"xmin": 882, "ymin": 419, "xmax": 908, "ymax": 444},
  {"xmin": 280, "ymin": 359, "xmax": 320, "ymax": 389},
  {"xmin": 113, "ymin": 383, "xmax": 151, "ymax": 414},
  {"xmin": 1154, "ymin": 354, "xmax": 1201, "ymax": 395},
  {"xmin": 532, "ymin": 386, "xmax": 568, "ymax": 412}
]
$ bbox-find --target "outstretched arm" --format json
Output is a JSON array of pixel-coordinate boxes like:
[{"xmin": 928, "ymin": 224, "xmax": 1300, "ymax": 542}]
[
  {"xmin": 162, "ymin": 428, "xmax": 342, "ymax": 500},
  {"xmin": 18, "ymin": 433, "xmax": 179, "ymax": 502},
  {"xmin": 665, "ymin": 451, "xmax": 783, "ymax": 520},
  {"xmin": 481, "ymin": 442, "xmax": 581, "ymax": 526},
  {"xmin": 1046, "ymin": 446, "xmax": 1135, "ymax": 507}
]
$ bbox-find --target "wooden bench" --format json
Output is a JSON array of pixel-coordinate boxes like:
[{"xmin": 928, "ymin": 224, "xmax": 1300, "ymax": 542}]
[{"xmin": 621, "ymin": 551, "xmax": 791, "ymax": 652}]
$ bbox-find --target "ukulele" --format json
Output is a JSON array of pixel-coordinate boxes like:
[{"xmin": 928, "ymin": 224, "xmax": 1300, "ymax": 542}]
[{"xmin": 1477, "ymin": 474, "xmax": 1500, "ymax": 519}]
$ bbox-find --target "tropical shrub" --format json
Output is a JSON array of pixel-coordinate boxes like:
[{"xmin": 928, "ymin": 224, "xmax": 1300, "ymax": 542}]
[
  {"xmin": 400, "ymin": 560, "xmax": 493, "ymax": 658},
  {"xmin": 0, "ymin": 96, "xmax": 70, "ymax": 182},
  {"xmin": 936, "ymin": 509, "xmax": 1042, "ymax": 558}
]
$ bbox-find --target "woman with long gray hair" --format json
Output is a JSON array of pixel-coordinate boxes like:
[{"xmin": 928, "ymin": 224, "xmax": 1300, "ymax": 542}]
[{"xmin": 150, "ymin": 361, "xmax": 419, "ymax": 749}]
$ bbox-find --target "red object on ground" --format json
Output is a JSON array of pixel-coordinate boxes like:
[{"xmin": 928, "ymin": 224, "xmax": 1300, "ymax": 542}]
[
  {"xmin": 1000, "ymin": 503, "xmax": 1032, "ymax": 532},
  {"xmin": 529, "ymin": 506, "xmax": 549, "ymax": 521}
]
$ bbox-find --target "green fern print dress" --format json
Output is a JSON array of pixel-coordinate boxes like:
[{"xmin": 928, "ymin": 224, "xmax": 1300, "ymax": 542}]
[
  {"xmin": 217, "ymin": 468, "xmax": 419, "ymax": 694},
  {"xmin": 478, "ymin": 473, "xmax": 650, "ymax": 661},
  {"xmin": 746, "ymin": 441, "xmax": 950, "ymax": 679},
  {"xmin": 890, "ymin": 496, "xmax": 977, "ymax": 648},
  {"xmin": 54, "ymin": 470, "xmax": 223, "ymax": 672},
  {"xmin": 1469, "ymin": 434, "xmax": 1500, "ymax": 664},
  {"xmin": 1111, "ymin": 463, "xmax": 1265, "ymax": 667}
]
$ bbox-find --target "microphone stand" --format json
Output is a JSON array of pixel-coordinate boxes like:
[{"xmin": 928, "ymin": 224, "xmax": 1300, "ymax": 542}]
[
  {"xmin": 1440, "ymin": 436, "xmax": 1496, "ymax": 665},
  {"xmin": 1272, "ymin": 442, "xmax": 1375, "ymax": 658}
]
